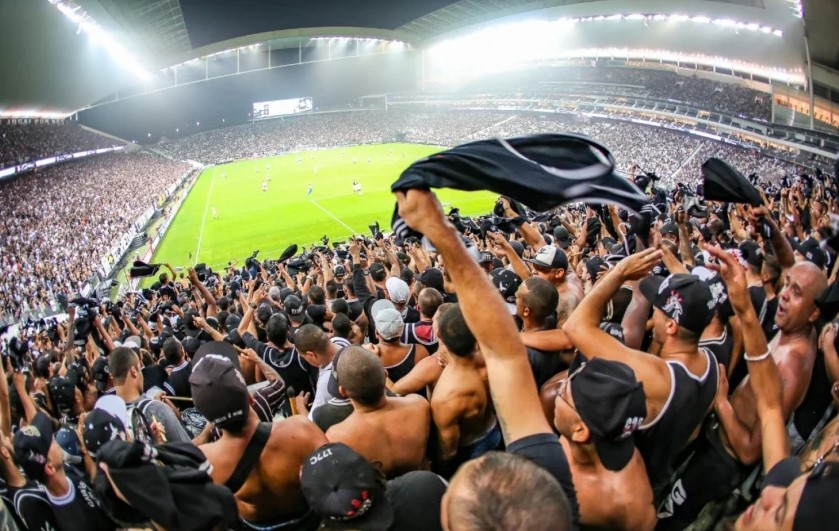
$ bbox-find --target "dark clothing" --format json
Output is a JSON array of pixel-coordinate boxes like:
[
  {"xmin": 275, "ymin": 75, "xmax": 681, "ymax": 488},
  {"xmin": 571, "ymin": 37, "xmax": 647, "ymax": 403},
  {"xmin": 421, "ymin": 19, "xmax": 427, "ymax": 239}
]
[
  {"xmin": 385, "ymin": 471, "xmax": 447, "ymax": 531},
  {"xmin": 699, "ymin": 325, "xmax": 734, "ymax": 374},
  {"xmin": 141, "ymin": 364, "xmax": 168, "ymax": 393},
  {"xmin": 507, "ymin": 433, "xmax": 579, "ymax": 525},
  {"xmin": 312, "ymin": 398, "xmax": 353, "ymax": 432},
  {"xmin": 402, "ymin": 319, "xmax": 438, "ymax": 354},
  {"xmin": 634, "ymin": 350, "xmax": 719, "ymax": 496},
  {"xmin": 383, "ymin": 344, "xmax": 417, "ymax": 383},
  {"xmin": 10, "ymin": 481, "xmax": 58, "ymax": 531},
  {"xmin": 402, "ymin": 306, "xmax": 420, "ymax": 324},
  {"xmin": 762, "ymin": 297, "xmax": 779, "ymax": 341},
  {"xmin": 163, "ymin": 361, "xmax": 192, "ymax": 398},
  {"xmin": 46, "ymin": 477, "xmax": 115, "ymax": 531},
  {"xmin": 655, "ymin": 418, "xmax": 747, "ymax": 530},
  {"xmin": 526, "ymin": 346, "xmax": 566, "ymax": 389},
  {"xmin": 242, "ymin": 332, "xmax": 316, "ymax": 398}
]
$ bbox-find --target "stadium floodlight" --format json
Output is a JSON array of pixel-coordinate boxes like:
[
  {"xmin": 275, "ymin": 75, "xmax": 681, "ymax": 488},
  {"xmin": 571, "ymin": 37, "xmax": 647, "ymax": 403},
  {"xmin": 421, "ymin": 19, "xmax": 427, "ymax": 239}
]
[
  {"xmin": 606, "ymin": 14, "xmax": 622, "ymax": 21},
  {"xmin": 652, "ymin": 14, "xmax": 667, "ymax": 21},
  {"xmin": 714, "ymin": 19, "xmax": 736, "ymax": 27},
  {"xmin": 773, "ymin": 29, "xmax": 783, "ymax": 37},
  {"xmin": 691, "ymin": 16, "xmax": 711, "ymax": 24},
  {"xmin": 625, "ymin": 14, "xmax": 645, "ymax": 21},
  {"xmin": 760, "ymin": 26, "xmax": 772, "ymax": 33},
  {"xmin": 669, "ymin": 14, "xmax": 689, "ymax": 22},
  {"xmin": 47, "ymin": 0, "xmax": 149, "ymax": 80},
  {"xmin": 196, "ymin": 121, "xmax": 200, "ymax": 126},
  {"xmin": 176, "ymin": 128, "xmax": 179, "ymax": 132},
  {"xmin": 746, "ymin": 23, "xmax": 759, "ymax": 31}
]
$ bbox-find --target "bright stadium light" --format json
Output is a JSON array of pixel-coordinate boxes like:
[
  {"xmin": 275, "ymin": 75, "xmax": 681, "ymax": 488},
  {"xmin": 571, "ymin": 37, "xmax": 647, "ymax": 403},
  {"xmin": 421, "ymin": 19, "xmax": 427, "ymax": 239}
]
[{"xmin": 47, "ymin": 0, "xmax": 150, "ymax": 80}]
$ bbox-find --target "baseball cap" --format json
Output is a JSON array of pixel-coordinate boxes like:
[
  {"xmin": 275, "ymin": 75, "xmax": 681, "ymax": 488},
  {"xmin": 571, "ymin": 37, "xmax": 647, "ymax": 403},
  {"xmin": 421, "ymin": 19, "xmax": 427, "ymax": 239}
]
[
  {"xmin": 284, "ymin": 295, "xmax": 305, "ymax": 319},
  {"xmin": 739, "ymin": 240, "xmax": 764, "ymax": 270},
  {"xmin": 182, "ymin": 336, "xmax": 202, "ymax": 359},
  {"xmin": 508, "ymin": 240, "xmax": 525, "ymax": 258},
  {"xmin": 13, "ymin": 412, "xmax": 54, "ymax": 479},
  {"xmin": 48, "ymin": 376, "xmax": 76, "ymax": 414},
  {"xmin": 659, "ymin": 222, "xmax": 679, "ymax": 236},
  {"xmin": 478, "ymin": 251, "xmax": 494, "ymax": 264},
  {"xmin": 692, "ymin": 266, "xmax": 733, "ymax": 319},
  {"xmin": 570, "ymin": 358, "xmax": 647, "ymax": 472},
  {"xmin": 418, "ymin": 268, "xmax": 444, "ymax": 292},
  {"xmin": 372, "ymin": 299, "xmax": 404, "ymax": 341},
  {"xmin": 553, "ymin": 227, "xmax": 571, "ymax": 249},
  {"xmin": 334, "ymin": 265, "xmax": 346, "ymax": 277},
  {"xmin": 83, "ymin": 403, "xmax": 127, "ymax": 458},
  {"xmin": 526, "ymin": 245, "xmax": 569, "ymax": 270},
  {"xmin": 301, "ymin": 442, "xmax": 393, "ymax": 530},
  {"xmin": 368, "ymin": 263, "xmax": 386, "ymax": 282},
  {"xmin": 385, "ymin": 277, "xmax": 410, "ymax": 305},
  {"xmin": 491, "ymin": 268, "xmax": 522, "ymax": 304},
  {"xmin": 91, "ymin": 356, "xmax": 111, "ymax": 392},
  {"xmin": 55, "ymin": 427, "xmax": 83, "ymax": 466},
  {"xmin": 638, "ymin": 274, "xmax": 714, "ymax": 335},
  {"xmin": 189, "ymin": 353, "xmax": 249, "ymax": 429},
  {"xmin": 796, "ymin": 237, "xmax": 827, "ymax": 270},
  {"xmin": 124, "ymin": 335, "xmax": 142, "ymax": 350}
]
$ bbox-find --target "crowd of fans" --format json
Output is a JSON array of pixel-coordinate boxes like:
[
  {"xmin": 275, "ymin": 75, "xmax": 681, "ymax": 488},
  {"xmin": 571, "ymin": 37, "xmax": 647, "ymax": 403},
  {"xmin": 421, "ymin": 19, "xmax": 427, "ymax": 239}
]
[
  {"xmin": 0, "ymin": 123, "xmax": 120, "ymax": 170},
  {"xmin": 0, "ymin": 152, "xmax": 190, "ymax": 323},
  {"xmin": 1, "ymin": 139, "xmax": 839, "ymax": 529},
  {"xmin": 463, "ymin": 66, "xmax": 773, "ymax": 121}
]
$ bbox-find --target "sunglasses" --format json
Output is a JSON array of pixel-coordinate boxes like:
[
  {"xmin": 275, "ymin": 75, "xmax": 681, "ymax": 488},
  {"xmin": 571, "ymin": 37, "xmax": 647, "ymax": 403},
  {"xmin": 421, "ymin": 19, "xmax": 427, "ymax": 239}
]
[{"xmin": 556, "ymin": 363, "xmax": 586, "ymax": 412}]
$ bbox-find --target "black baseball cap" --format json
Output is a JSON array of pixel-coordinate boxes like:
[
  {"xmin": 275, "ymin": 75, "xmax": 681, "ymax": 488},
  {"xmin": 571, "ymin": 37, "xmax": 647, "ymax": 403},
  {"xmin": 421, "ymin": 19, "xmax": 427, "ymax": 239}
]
[
  {"xmin": 83, "ymin": 406, "xmax": 127, "ymax": 458},
  {"xmin": 182, "ymin": 336, "xmax": 202, "ymax": 359},
  {"xmin": 48, "ymin": 376, "xmax": 76, "ymax": 414},
  {"xmin": 479, "ymin": 251, "xmax": 494, "ymax": 264},
  {"xmin": 691, "ymin": 266, "xmax": 733, "ymax": 319},
  {"xmin": 368, "ymin": 263, "xmax": 386, "ymax": 282},
  {"xmin": 639, "ymin": 274, "xmax": 713, "ymax": 335},
  {"xmin": 13, "ymin": 412, "xmax": 54, "ymax": 479},
  {"xmin": 659, "ymin": 222, "xmax": 679, "ymax": 236},
  {"xmin": 508, "ymin": 240, "xmax": 525, "ymax": 258},
  {"xmin": 491, "ymin": 268, "xmax": 522, "ymax": 304},
  {"xmin": 570, "ymin": 358, "xmax": 647, "ymax": 472},
  {"xmin": 739, "ymin": 240, "xmax": 764, "ymax": 270},
  {"xmin": 284, "ymin": 295, "xmax": 305, "ymax": 320},
  {"xmin": 553, "ymin": 227, "xmax": 571, "ymax": 249},
  {"xmin": 526, "ymin": 245, "xmax": 569, "ymax": 270},
  {"xmin": 189, "ymin": 353, "xmax": 249, "ymax": 429},
  {"xmin": 91, "ymin": 356, "xmax": 111, "ymax": 392},
  {"xmin": 334, "ymin": 265, "xmax": 346, "ymax": 277},
  {"xmin": 301, "ymin": 442, "xmax": 393, "ymax": 530},
  {"xmin": 796, "ymin": 237, "xmax": 827, "ymax": 269}
]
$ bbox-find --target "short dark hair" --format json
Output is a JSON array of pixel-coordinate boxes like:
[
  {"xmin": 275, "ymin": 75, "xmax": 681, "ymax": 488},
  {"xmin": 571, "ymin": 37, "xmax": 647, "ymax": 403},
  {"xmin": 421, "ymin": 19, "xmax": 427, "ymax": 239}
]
[
  {"xmin": 162, "ymin": 337, "xmax": 184, "ymax": 365},
  {"xmin": 344, "ymin": 280, "xmax": 355, "ymax": 296},
  {"xmin": 294, "ymin": 324, "xmax": 330, "ymax": 354},
  {"xmin": 446, "ymin": 452, "xmax": 572, "ymax": 531},
  {"xmin": 265, "ymin": 314, "xmax": 289, "ymax": 346},
  {"xmin": 521, "ymin": 277, "xmax": 558, "ymax": 324},
  {"xmin": 308, "ymin": 285, "xmax": 325, "ymax": 305},
  {"xmin": 337, "ymin": 347, "xmax": 385, "ymax": 406},
  {"xmin": 325, "ymin": 280, "xmax": 338, "ymax": 298},
  {"xmin": 109, "ymin": 347, "xmax": 139, "ymax": 384},
  {"xmin": 418, "ymin": 288, "xmax": 443, "ymax": 319},
  {"xmin": 332, "ymin": 313, "xmax": 352, "ymax": 339},
  {"xmin": 331, "ymin": 298, "xmax": 349, "ymax": 316},
  {"xmin": 437, "ymin": 304, "xmax": 476, "ymax": 357}
]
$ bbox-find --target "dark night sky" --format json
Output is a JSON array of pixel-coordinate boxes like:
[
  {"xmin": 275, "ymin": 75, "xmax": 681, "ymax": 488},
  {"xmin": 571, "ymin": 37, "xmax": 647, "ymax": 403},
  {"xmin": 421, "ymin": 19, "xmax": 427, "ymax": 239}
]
[{"xmin": 180, "ymin": 0, "xmax": 459, "ymax": 48}]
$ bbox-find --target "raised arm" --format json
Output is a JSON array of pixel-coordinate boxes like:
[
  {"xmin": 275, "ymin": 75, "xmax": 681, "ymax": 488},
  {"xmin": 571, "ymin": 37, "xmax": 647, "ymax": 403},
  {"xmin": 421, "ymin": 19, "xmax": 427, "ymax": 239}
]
[
  {"xmin": 706, "ymin": 244, "xmax": 788, "ymax": 470},
  {"xmin": 396, "ymin": 189, "xmax": 552, "ymax": 443},
  {"xmin": 188, "ymin": 267, "xmax": 218, "ymax": 317},
  {"xmin": 748, "ymin": 206, "xmax": 794, "ymax": 271}
]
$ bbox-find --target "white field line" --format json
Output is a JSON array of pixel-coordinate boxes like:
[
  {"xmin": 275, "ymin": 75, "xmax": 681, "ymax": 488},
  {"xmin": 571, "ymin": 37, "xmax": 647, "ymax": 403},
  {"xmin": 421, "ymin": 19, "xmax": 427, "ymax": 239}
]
[
  {"xmin": 309, "ymin": 198, "xmax": 358, "ymax": 235},
  {"xmin": 194, "ymin": 168, "xmax": 217, "ymax": 264}
]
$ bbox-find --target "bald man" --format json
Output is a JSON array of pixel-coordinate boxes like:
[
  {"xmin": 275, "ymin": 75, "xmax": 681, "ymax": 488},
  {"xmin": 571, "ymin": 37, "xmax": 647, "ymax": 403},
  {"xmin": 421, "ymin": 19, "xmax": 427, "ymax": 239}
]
[
  {"xmin": 658, "ymin": 261, "xmax": 827, "ymax": 529},
  {"xmin": 326, "ymin": 346, "xmax": 432, "ymax": 478}
]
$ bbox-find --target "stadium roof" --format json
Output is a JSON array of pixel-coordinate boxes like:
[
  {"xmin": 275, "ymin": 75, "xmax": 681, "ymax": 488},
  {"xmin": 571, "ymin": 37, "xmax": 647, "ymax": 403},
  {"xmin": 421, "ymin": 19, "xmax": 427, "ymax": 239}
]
[{"xmin": 0, "ymin": 0, "xmax": 836, "ymax": 116}]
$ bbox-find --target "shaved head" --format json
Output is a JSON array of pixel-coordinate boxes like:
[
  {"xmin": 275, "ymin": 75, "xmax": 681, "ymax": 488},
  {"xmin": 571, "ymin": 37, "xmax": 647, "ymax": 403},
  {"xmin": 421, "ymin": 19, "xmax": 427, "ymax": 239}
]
[
  {"xmin": 337, "ymin": 346, "xmax": 386, "ymax": 406},
  {"xmin": 776, "ymin": 262, "xmax": 828, "ymax": 333}
]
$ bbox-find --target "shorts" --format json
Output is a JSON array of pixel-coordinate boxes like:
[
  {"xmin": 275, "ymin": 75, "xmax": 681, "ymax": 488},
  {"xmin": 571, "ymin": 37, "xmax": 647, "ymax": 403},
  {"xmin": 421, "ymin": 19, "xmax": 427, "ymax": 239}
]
[
  {"xmin": 455, "ymin": 421, "xmax": 503, "ymax": 463},
  {"xmin": 239, "ymin": 509, "xmax": 319, "ymax": 531},
  {"xmin": 655, "ymin": 417, "xmax": 746, "ymax": 531}
]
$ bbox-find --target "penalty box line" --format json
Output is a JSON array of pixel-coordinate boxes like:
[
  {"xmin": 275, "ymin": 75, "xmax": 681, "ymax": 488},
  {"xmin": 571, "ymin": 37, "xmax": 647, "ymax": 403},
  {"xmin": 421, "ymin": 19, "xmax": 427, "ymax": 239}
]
[{"xmin": 308, "ymin": 198, "xmax": 359, "ymax": 235}]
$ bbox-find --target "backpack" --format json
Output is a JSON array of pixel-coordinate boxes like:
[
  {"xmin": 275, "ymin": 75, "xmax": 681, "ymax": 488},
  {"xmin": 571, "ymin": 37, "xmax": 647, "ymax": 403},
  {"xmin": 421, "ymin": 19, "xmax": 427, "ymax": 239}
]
[{"xmin": 126, "ymin": 398, "xmax": 155, "ymax": 444}]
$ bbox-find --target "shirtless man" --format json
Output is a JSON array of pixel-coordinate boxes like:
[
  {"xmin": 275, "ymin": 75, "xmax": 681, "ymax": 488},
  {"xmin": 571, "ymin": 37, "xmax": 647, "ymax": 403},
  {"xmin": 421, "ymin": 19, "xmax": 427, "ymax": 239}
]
[
  {"xmin": 430, "ymin": 304, "xmax": 502, "ymax": 476},
  {"xmin": 402, "ymin": 189, "xmax": 666, "ymax": 528},
  {"xmin": 391, "ymin": 302, "xmax": 454, "ymax": 398},
  {"xmin": 190, "ymin": 344, "xmax": 327, "ymax": 531},
  {"xmin": 658, "ymin": 259, "xmax": 827, "ymax": 529},
  {"xmin": 326, "ymin": 346, "xmax": 431, "ymax": 478}
]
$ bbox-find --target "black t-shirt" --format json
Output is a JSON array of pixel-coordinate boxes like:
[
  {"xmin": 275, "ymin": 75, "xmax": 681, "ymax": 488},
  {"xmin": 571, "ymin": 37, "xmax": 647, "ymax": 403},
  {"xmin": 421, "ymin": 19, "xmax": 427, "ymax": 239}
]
[
  {"xmin": 141, "ymin": 364, "xmax": 168, "ymax": 393},
  {"xmin": 163, "ymin": 361, "xmax": 192, "ymax": 398},
  {"xmin": 242, "ymin": 332, "xmax": 317, "ymax": 396},
  {"xmin": 386, "ymin": 471, "xmax": 447, "ymax": 531},
  {"xmin": 347, "ymin": 299, "xmax": 365, "ymax": 322},
  {"xmin": 525, "ymin": 347, "xmax": 566, "ymax": 389},
  {"xmin": 46, "ymin": 477, "xmax": 115, "ymax": 531},
  {"xmin": 402, "ymin": 306, "xmax": 421, "ymax": 324},
  {"xmin": 507, "ymin": 433, "xmax": 579, "ymax": 524},
  {"xmin": 11, "ymin": 481, "xmax": 59, "ymax": 531}
]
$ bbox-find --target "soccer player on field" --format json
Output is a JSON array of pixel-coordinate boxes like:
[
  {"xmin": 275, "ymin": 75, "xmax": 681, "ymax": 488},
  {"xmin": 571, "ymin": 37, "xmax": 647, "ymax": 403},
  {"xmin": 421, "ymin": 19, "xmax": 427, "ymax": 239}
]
[
  {"xmin": 307, "ymin": 184, "xmax": 314, "ymax": 196},
  {"xmin": 211, "ymin": 206, "xmax": 218, "ymax": 219},
  {"xmin": 352, "ymin": 180, "xmax": 363, "ymax": 196},
  {"xmin": 262, "ymin": 181, "xmax": 268, "ymax": 192}
]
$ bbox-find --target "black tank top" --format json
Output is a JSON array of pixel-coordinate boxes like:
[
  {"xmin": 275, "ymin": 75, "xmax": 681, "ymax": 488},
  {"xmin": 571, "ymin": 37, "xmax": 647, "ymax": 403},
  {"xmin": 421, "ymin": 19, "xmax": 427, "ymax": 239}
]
[
  {"xmin": 634, "ymin": 350, "xmax": 719, "ymax": 496},
  {"xmin": 383, "ymin": 344, "xmax": 416, "ymax": 383},
  {"xmin": 699, "ymin": 325, "xmax": 733, "ymax": 373}
]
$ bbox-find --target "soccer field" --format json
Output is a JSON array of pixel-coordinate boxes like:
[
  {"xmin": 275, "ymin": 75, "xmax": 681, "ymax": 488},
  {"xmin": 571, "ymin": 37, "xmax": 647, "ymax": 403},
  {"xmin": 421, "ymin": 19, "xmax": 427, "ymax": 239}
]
[{"xmin": 150, "ymin": 143, "xmax": 495, "ymax": 270}]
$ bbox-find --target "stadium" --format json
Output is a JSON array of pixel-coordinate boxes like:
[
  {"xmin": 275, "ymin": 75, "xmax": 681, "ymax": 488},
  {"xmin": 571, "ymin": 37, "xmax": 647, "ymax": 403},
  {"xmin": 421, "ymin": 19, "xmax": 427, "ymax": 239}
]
[{"xmin": 1, "ymin": 0, "xmax": 839, "ymax": 530}]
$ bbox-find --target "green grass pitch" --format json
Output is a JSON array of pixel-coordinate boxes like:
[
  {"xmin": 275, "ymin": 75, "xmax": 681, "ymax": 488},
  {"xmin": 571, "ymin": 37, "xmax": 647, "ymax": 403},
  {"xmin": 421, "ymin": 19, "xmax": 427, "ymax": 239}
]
[{"xmin": 149, "ymin": 143, "xmax": 495, "ymax": 271}]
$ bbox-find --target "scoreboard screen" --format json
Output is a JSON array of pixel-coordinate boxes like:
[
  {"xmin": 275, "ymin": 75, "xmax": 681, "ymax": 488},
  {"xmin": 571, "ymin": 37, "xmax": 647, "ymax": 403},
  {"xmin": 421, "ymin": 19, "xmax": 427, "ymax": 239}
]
[{"xmin": 252, "ymin": 97, "xmax": 313, "ymax": 119}]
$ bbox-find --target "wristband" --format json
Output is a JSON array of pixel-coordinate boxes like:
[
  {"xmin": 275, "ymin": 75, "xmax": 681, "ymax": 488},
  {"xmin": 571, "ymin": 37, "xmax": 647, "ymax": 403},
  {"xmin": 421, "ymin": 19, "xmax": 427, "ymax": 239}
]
[{"xmin": 744, "ymin": 350, "xmax": 771, "ymax": 362}]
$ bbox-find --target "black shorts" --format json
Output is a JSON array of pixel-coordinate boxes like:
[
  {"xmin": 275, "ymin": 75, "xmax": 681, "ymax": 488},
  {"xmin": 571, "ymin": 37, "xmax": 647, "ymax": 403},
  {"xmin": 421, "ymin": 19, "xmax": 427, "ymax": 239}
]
[{"xmin": 655, "ymin": 417, "xmax": 746, "ymax": 531}]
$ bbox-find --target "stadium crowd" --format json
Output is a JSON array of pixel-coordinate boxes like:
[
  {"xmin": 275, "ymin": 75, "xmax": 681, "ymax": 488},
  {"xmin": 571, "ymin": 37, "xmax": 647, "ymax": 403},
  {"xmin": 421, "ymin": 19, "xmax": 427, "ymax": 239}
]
[
  {"xmin": 2, "ymin": 111, "xmax": 839, "ymax": 531},
  {"xmin": 0, "ymin": 152, "xmax": 190, "ymax": 323},
  {"xmin": 0, "ymin": 123, "xmax": 120, "ymax": 170}
]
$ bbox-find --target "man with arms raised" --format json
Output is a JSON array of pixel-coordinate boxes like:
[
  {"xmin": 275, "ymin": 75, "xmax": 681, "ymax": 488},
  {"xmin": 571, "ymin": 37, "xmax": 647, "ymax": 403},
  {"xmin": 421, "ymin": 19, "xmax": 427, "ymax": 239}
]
[
  {"xmin": 658, "ymin": 233, "xmax": 827, "ymax": 528},
  {"xmin": 395, "ymin": 189, "xmax": 579, "ymax": 529},
  {"xmin": 564, "ymin": 258, "xmax": 719, "ymax": 497},
  {"xmin": 190, "ymin": 342, "xmax": 327, "ymax": 531},
  {"xmin": 326, "ymin": 346, "xmax": 431, "ymax": 478}
]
